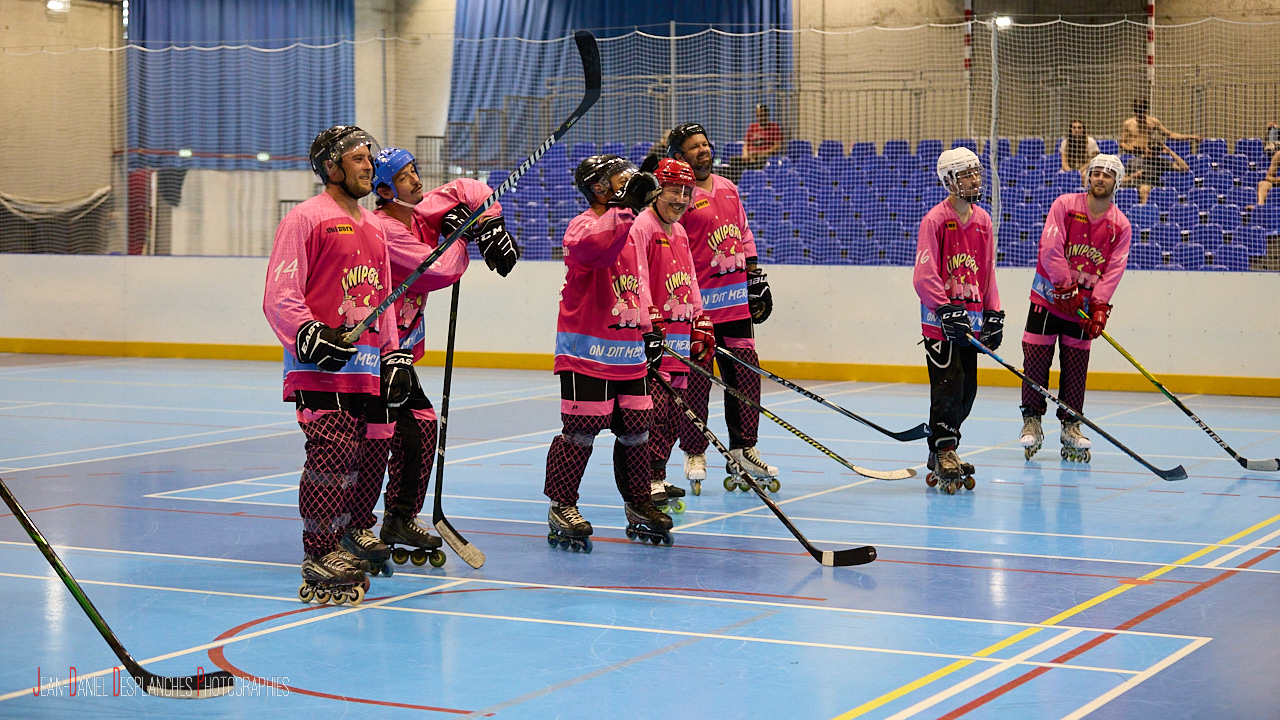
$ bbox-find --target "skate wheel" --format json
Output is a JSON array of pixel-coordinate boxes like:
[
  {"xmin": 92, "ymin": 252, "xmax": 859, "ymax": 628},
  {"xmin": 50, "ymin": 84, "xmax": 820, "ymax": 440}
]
[
  {"xmin": 559, "ymin": 538, "xmax": 571, "ymax": 549},
  {"xmin": 332, "ymin": 591, "xmax": 347, "ymax": 606},
  {"xmin": 1082, "ymin": 450, "xmax": 1090, "ymax": 463},
  {"xmin": 691, "ymin": 480, "xmax": 701, "ymax": 496},
  {"xmin": 672, "ymin": 499, "xmax": 686, "ymax": 514},
  {"xmin": 943, "ymin": 482, "xmax": 957, "ymax": 495},
  {"xmin": 581, "ymin": 537, "xmax": 593, "ymax": 553},
  {"xmin": 569, "ymin": 540, "xmax": 582, "ymax": 552},
  {"xmin": 361, "ymin": 576, "xmax": 371, "ymax": 592},
  {"xmin": 661, "ymin": 534, "xmax": 673, "ymax": 546},
  {"xmin": 723, "ymin": 476, "xmax": 736, "ymax": 491},
  {"xmin": 649, "ymin": 534, "xmax": 662, "ymax": 545},
  {"xmin": 428, "ymin": 550, "xmax": 447, "ymax": 568},
  {"xmin": 410, "ymin": 550, "xmax": 428, "ymax": 567},
  {"xmin": 925, "ymin": 473, "xmax": 938, "ymax": 487},
  {"xmin": 547, "ymin": 532, "xmax": 558, "ymax": 547},
  {"xmin": 298, "ymin": 584, "xmax": 314, "ymax": 603},
  {"xmin": 963, "ymin": 476, "xmax": 976, "ymax": 491},
  {"xmin": 391, "ymin": 548, "xmax": 410, "ymax": 565},
  {"xmin": 313, "ymin": 588, "xmax": 331, "ymax": 604},
  {"xmin": 767, "ymin": 478, "xmax": 781, "ymax": 493},
  {"xmin": 625, "ymin": 527, "xmax": 637, "ymax": 540},
  {"xmin": 348, "ymin": 585, "xmax": 364, "ymax": 606}
]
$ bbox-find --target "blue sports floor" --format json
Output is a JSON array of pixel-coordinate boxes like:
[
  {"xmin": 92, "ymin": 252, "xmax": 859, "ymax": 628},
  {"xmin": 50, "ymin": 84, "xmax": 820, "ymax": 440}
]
[{"xmin": 1, "ymin": 353, "xmax": 1279, "ymax": 719}]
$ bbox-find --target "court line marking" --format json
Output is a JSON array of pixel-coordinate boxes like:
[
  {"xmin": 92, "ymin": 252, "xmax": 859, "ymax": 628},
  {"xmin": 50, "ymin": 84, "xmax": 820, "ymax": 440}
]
[
  {"xmin": 1057, "ymin": 637, "xmax": 1212, "ymax": 720},
  {"xmin": 0, "ymin": 569, "xmax": 1150, "ymax": 680},
  {"xmin": 0, "ymin": 579, "xmax": 472, "ymax": 704},
  {"xmin": 0, "ymin": 542, "xmax": 1214, "ymax": 642},
  {"xmin": 1, "ymin": 430, "xmax": 302, "ymax": 474},
  {"xmin": 0, "ymin": 420, "xmax": 297, "ymax": 465},
  {"xmin": 828, "ymin": 511, "xmax": 1280, "ymax": 719}
]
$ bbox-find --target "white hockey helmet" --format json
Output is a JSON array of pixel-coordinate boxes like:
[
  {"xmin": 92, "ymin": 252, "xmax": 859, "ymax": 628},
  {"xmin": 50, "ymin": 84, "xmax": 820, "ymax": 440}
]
[
  {"xmin": 1085, "ymin": 153, "xmax": 1125, "ymax": 185},
  {"xmin": 937, "ymin": 147, "xmax": 983, "ymax": 202}
]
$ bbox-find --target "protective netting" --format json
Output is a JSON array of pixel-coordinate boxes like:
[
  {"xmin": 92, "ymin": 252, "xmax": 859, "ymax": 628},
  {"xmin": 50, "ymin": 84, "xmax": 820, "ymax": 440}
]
[{"xmin": 2, "ymin": 19, "xmax": 1278, "ymax": 270}]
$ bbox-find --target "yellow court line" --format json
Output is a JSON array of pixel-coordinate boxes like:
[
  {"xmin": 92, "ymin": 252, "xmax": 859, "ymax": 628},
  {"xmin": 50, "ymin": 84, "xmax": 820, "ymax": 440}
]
[{"xmin": 830, "ymin": 511, "xmax": 1280, "ymax": 720}]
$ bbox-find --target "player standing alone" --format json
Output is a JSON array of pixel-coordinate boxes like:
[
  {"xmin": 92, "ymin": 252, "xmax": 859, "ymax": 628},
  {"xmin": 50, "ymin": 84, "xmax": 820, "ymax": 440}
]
[
  {"xmin": 1019, "ymin": 154, "xmax": 1131, "ymax": 463},
  {"xmin": 667, "ymin": 123, "xmax": 778, "ymax": 490},
  {"xmin": 545, "ymin": 155, "xmax": 672, "ymax": 551},
  {"xmin": 263, "ymin": 125, "xmax": 404, "ymax": 603},
  {"xmin": 913, "ymin": 148, "xmax": 1004, "ymax": 494}
]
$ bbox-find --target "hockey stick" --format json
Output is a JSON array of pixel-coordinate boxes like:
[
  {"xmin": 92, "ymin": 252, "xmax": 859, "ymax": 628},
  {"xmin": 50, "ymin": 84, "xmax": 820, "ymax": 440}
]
[
  {"xmin": 648, "ymin": 372, "xmax": 876, "ymax": 567},
  {"xmin": 0, "ymin": 477, "xmax": 235, "ymax": 699},
  {"xmin": 714, "ymin": 347, "xmax": 930, "ymax": 442},
  {"xmin": 967, "ymin": 335, "xmax": 1188, "ymax": 481},
  {"xmin": 1077, "ymin": 309, "xmax": 1278, "ymax": 472},
  {"xmin": 667, "ymin": 347, "xmax": 915, "ymax": 480},
  {"xmin": 431, "ymin": 281, "xmax": 485, "ymax": 568},
  {"xmin": 343, "ymin": 30, "xmax": 602, "ymax": 344}
]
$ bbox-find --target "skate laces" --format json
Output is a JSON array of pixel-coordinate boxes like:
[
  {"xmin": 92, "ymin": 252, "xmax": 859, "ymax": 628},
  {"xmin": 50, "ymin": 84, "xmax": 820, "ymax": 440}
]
[
  {"xmin": 742, "ymin": 447, "xmax": 765, "ymax": 465},
  {"xmin": 559, "ymin": 505, "xmax": 585, "ymax": 525},
  {"xmin": 350, "ymin": 527, "xmax": 380, "ymax": 547},
  {"xmin": 687, "ymin": 454, "xmax": 705, "ymax": 469}
]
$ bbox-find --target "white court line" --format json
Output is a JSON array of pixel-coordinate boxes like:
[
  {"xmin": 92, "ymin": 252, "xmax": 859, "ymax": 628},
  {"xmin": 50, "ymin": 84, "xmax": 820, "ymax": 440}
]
[
  {"xmin": 675, "ymin": 478, "xmax": 879, "ymax": 532},
  {"xmin": 144, "ymin": 471, "xmax": 297, "ymax": 498},
  {"xmin": 1202, "ymin": 526, "xmax": 1280, "ymax": 569},
  {"xmin": 2, "ymin": 430, "xmax": 301, "ymax": 474},
  {"xmin": 0, "ymin": 543, "xmax": 1212, "ymax": 641},
  {"xmin": 0, "ymin": 579, "xmax": 471, "ymax": 703},
  {"xmin": 221, "ymin": 486, "xmax": 297, "ymax": 501},
  {"xmin": 1057, "ymin": 637, "xmax": 1213, "ymax": 720},
  {"xmin": 0, "ymin": 420, "xmax": 296, "ymax": 465}
]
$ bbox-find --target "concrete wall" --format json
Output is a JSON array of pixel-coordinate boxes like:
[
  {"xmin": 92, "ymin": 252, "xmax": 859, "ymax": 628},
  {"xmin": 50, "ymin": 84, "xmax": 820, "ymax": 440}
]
[{"xmin": 0, "ymin": 254, "xmax": 1275, "ymax": 394}]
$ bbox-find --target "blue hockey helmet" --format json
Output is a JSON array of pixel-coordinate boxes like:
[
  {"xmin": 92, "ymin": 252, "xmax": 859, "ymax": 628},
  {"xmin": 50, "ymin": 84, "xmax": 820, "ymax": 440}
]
[{"xmin": 372, "ymin": 146, "xmax": 417, "ymax": 199}]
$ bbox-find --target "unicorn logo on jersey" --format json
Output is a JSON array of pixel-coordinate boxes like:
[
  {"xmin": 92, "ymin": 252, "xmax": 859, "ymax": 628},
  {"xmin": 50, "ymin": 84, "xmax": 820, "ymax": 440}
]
[
  {"xmin": 662, "ymin": 270, "xmax": 696, "ymax": 322},
  {"xmin": 944, "ymin": 253, "xmax": 982, "ymax": 301},
  {"xmin": 337, "ymin": 263, "xmax": 385, "ymax": 331},
  {"xmin": 609, "ymin": 273, "xmax": 644, "ymax": 328},
  {"xmin": 707, "ymin": 224, "xmax": 747, "ymax": 275},
  {"xmin": 398, "ymin": 295, "xmax": 424, "ymax": 330}
]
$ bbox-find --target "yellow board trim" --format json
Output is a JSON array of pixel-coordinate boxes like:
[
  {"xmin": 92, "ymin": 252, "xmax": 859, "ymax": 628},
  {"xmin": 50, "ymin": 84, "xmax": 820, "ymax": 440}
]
[{"xmin": 0, "ymin": 338, "xmax": 1274, "ymax": 397}]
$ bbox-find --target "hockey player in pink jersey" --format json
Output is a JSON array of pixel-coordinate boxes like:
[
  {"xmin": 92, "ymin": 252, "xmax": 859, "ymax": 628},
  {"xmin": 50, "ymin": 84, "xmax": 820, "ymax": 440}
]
[
  {"xmin": 338, "ymin": 146, "xmax": 519, "ymax": 573},
  {"xmin": 667, "ymin": 123, "xmax": 779, "ymax": 490},
  {"xmin": 913, "ymin": 148, "xmax": 1005, "ymax": 494},
  {"xmin": 263, "ymin": 125, "xmax": 407, "ymax": 604},
  {"xmin": 545, "ymin": 154, "xmax": 673, "ymax": 551},
  {"xmin": 637, "ymin": 159, "xmax": 715, "ymax": 506},
  {"xmin": 1018, "ymin": 154, "xmax": 1131, "ymax": 463}
]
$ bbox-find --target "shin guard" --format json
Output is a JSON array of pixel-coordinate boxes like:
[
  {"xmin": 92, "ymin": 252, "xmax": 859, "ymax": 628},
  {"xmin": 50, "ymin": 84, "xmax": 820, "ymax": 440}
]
[
  {"xmin": 1057, "ymin": 344, "xmax": 1092, "ymax": 422},
  {"xmin": 297, "ymin": 409, "xmax": 364, "ymax": 557},
  {"xmin": 544, "ymin": 413, "xmax": 610, "ymax": 505}
]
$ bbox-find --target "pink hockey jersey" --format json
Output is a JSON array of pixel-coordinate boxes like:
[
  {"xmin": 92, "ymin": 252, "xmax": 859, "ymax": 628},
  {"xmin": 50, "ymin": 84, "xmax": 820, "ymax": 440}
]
[
  {"xmin": 377, "ymin": 178, "xmax": 500, "ymax": 361},
  {"xmin": 913, "ymin": 199, "xmax": 1002, "ymax": 340},
  {"xmin": 678, "ymin": 174, "xmax": 758, "ymax": 324},
  {"xmin": 264, "ymin": 192, "xmax": 398, "ymax": 400},
  {"xmin": 554, "ymin": 206, "xmax": 654, "ymax": 381},
  {"xmin": 636, "ymin": 206, "xmax": 704, "ymax": 374},
  {"xmin": 1031, "ymin": 193, "xmax": 1132, "ymax": 319}
]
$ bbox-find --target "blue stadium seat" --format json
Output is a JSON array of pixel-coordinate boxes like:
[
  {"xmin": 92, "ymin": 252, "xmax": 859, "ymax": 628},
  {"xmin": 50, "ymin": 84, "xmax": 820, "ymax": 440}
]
[
  {"xmin": 1017, "ymin": 137, "xmax": 1046, "ymax": 158},
  {"xmin": 886, "ymin": 236, "xmax": 917, "ymax": 265},
  {"xmin": 1151, "ymin": 223, "xmax": 1183, "ymax": 249},
  {"xmin": 1231, "ymin": 226, "xmax": 1268, "ymax": 254},
  {"xmin": 570, "ymin": 142, "xmax": 597, "ymax": 164},
  {"xmin": 1053, "ymin": 170, "xmax": 1082, "ymax": 189},
  {"xmin": 869, "ymin": 221, "xmax": 906, "ymax": 245},
  {"xmin": 1209, "ymin": 204, "xmax": 1242, "ymax": 229},
  {"xmin": 817, "ymin": 140, "xmax": 845, "ymax": 162},
  {"xmin": 827, "ymin": 155, "xmax": 857, "ymax": 178},
  {"xmin": 739, "ymin": 169, "xmax": 767, "ymax": 194},
  {"xmin": 1012, "ymin": 202, "xmax": 1043, "ymax": 226},
  {"xmin": 1228, "ymin": 186, "xmax": 1256, "ymax": 210},
  {"xmin": 1171, "ymin": 243, "xmax": 1205, "ymax": 270},
  {"xmin": 1167, "ymin": 139, "xmax": 1192, "ymax": 158},
  {"xmin": 1184, "ymin": 153, "xmax": 1212, "ymax": 178},
  {"xmin": 720, "ymin": 141, "xmax": 744, "ymax": 159},
  {"xmin": 1206, "ymin": 170, "xmax": 1235, "ymax": 193},
  {"xmin": 1129, "ymin": 243, "xmax": 1162, "ymax": 270},
  {"xmin": 1114, "ymin": 187, "xmax": 1139, "ymax": 211},
  {"xmin": 920, "ymin": 185, "xmax": 947, "ymax": 207},
  {"xmin": 809, "ymin": 233, "xmax": 843, "ymax": 264},
  {"xmin": 1236, "ymin": 138, "xmax": 1267, "ymax": 165},
  {"xmin": 882, "ymin": 139, "xmax": 910, "ymax": 158},
  {"xmin": 1168, "ymin": 202, "xmax": 1198, "ymax": 228},
  {"xmin": 770, "ymin": 234, "xmax": 808, "ymax": 265},
  {"xmin": 628, "ymin": 142, "xmax": 651, "ymax": 165},
  {"xmin": 1252, "ymin": 202, "xmax": 1280, "ymax": 230},
  {"xmin": 1148, "ymin": 186, "xmax": 1180, "ymax": 208},
  {"xmin": 1126, "ymin": 204, "xmax": 1159, "ymax": 229},
  {"xmin": 849, "ymin": 141, "xmax": 877, "ymax": 164},
  {"xmin": 1221, "ymin": 154, "xmax": 1251, "ymax": 177},
  {"xmin": 1098, "ymin": 139, "xmax": 1120, "ymax": 155},
  {"xmin": 600, "ymin": 141, "xmax": 626, "ymax": 157},
  {"xmin": 983, "ymin": 137, "xmax": 1012, "ymax": 160},
  {"xmin": 1164, "ymin": 171, "xmax": 1194, "ymax": 193},
  {"xmin": 1191, "ymin": 223, "xmax": 1224, "ymax": 251},
  {"xmin": 952, "ymin": 138, "xmax": 979, "ymax": 152},
  {"xmin": 548, "ymin": 200, "xmax": 579, "ymax": 223},
  {"xmin": 1032, "ymin": 185, "xmax": 1063, "ymax": 207},
  {"xmin": 1242, "ymin": 169, "xmax": 1265, "ymax": 190},
  {"xmin": 786, "ymin": 139, "xmax": 814, "ymax": 159},
  {"xmin": 1200, "ymin": 138, "xmax": 1228, "ymax": 159},
  {"xmin": 916, "ymin": 139, "xmax": 943, "ymax": 160},
  {"xmin": 1019, "ymin": 169, "xmax": 1046, "ymax": 189},
  {"xmin": 1215, "ymin": 244, "xmax": 1251, "ymax": 271},
  {"xmin": 1188, "ymin": 187, "xmax": 1221, "ymax": 209},
  {"xmin": 486, "ymin": 172, "xmax": 509, "ymax": 190},
  {"xmin": 746, "ymin": 199, "xmax": 780, "ymax": 226}
]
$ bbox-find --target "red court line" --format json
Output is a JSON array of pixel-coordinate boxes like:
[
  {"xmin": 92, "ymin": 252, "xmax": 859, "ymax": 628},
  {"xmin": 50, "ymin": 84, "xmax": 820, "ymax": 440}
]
[
  {"xmin": 589, "ymin": 585, "xmax": 827, "ymax": 601},
  {"xmin": 936, "ymin": 546, "xmax": 1280, "ymax": 719},
  {"xmin": 0, "ymin": 503, "xmax": 80, "ymax": 520}
]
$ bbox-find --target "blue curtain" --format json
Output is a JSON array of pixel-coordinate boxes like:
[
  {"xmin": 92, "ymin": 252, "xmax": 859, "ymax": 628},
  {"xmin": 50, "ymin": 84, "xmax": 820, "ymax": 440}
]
[
  {"xmin": 453, "ymin": 1, "xmax": 789, "ymax": 40},
  {"xmin": 127, "ymin": 0, "xmax": 356, "ymax": 171}
]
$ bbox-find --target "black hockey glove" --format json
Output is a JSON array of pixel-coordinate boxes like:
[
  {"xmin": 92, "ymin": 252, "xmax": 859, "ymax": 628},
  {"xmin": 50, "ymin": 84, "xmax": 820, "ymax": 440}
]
[
  {"xmin": 608, "ymin": 172, "xmax": 661, "ymax": 212},
  {"xmin": 296, "ymin": 320, "xmax": 356, "ymax": 371},
  {"xmin": 644, "ymin": 306, "xmax": 665, "ymax": 371},
  {"xmin": 472, "ymin": 215, "xmax": 519, "ymax": 277},
  {"xmin": 978, "ymin": 309, "xmax": 1006, "ymax": 351},
  {"xmin": 747, "ymin": 268, "xmax": 773, "ymax": 324},
  {"xmin": 936, "ymin": 303, "xmax": 972, "ymax": 343},
  {"xmin": 380, "ymin": 350, "xmax": 414, "ymax": 408},
  {"xmin": 440, "ymin": 202, "xmax": 473, "ymax": 240}
]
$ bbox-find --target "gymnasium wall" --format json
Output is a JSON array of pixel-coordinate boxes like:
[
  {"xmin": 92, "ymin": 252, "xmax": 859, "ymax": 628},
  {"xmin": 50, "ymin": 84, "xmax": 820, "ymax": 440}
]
[{"xmin": 0, "ymin": 254, "xmax": 1275, "ymax": 396}]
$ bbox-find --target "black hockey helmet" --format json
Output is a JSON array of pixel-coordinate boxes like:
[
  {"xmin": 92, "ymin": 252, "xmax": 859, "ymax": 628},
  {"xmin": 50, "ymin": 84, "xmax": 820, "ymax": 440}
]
[
  {"xmin": 667, "ymin": 123, "xmax": 714, "ymax": 159},
  {"xmin": 310, "ymin": 125, "xmax": 380, "ymax": 182},
  {"xmin": 574, "ymin": 154, "xmax": 635, "ymax": 204}
]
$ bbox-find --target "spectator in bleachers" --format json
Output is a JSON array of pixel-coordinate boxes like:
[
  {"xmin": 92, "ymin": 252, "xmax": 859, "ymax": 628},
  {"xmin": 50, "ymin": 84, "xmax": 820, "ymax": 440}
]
[
  {"xmin": 1123, "ymin": 139, "xmax": 1188, "ymax": 204},
  {"xmin": 1257, "ymin": 147, "xmax": 1280, "ymax": 205},
  {"xmin": 1059, "ymin": 120, "xmax": 1099, "ymax": 173},
  {"xmin": 1265, "ymin": 121, "xmax": 1280, "ymax": 159},
  {"xmin": 1119, "ymin": 98, "xmax": 1200, "ymax": 156},
  {"xmin": 726, "ymin": 104, "xmax": 783, "ymax": 181}
]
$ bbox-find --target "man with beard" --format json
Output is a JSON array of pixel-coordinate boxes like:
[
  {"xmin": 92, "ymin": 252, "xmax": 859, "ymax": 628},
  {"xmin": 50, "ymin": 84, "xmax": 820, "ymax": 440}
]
[
  {"xmin": 1018, "ymin": 154, "xmax": 1132, "ymax": 465},
  {"xmin": 667, "ymin": 123, "xmax": 778, "ymax": 491}
]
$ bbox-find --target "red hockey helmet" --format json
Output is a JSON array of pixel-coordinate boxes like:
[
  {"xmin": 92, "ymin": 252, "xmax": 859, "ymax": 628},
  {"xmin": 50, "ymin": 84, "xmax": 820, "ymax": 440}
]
[{"xmin": 653, "ymin": 158, "xmax": 696, "ymax": 188}]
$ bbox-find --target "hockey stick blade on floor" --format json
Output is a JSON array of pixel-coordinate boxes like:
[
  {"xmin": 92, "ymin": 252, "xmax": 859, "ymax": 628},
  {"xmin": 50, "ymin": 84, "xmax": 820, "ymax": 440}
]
[
  {"xmin": 967, "ymin": 335, "xmax": 1188, "ymax": 481},
  {"xmin": 669, "ymin": 348, "xmax": 915, "ymax": 480},
  {"xmin": 0, "ymin": 477, "xmax": 235, "ymax": 699},
  {"xmin": 432, "ymin": 282, "xmax": 485, "ymax": 568},
  {"xmin": 649, "ymin": 372, "xmax": 876, "ymax": 567},
  {"xmin": 714, "ymin": 347, "xmax": 930, "ymax": 442},
  {"xmin": 344, "ymin": 30, "xmax": 602, "ymax": 343},
  {"xmin": 1077, "ymin": 309, "xmax": 1279, "ymax": 472}
]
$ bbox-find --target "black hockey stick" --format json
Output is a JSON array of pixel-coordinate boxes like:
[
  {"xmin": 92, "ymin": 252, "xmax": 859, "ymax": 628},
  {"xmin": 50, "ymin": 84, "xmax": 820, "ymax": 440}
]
[
  {"xmin": 431, "ymin": 281, "xmax": 485, "ymax": 568},
  {"xmin": 967, "ymin": 335, "xmax": 1188, "ymax": 481},
  {"xmin": 668, "ymin": 347, "xmax": 915, "ymax": 480},
  {"xmin": 649, "ymin": 372, "xmax": 876, "ymax": 567},
  {"xmin": 0, "ymin": 477, "xmax": 235, "ymax": 698},
  {"xmin": 714, "ymin": 347, "xmax": 930, "ymax": 442},
  {"xmin": 343, "ymin": 30, "xmax": 602, "ymax": 343},
  {"xmin": 1077, "ymin": 309, "xmax": 1279, "ymax": 472}
]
